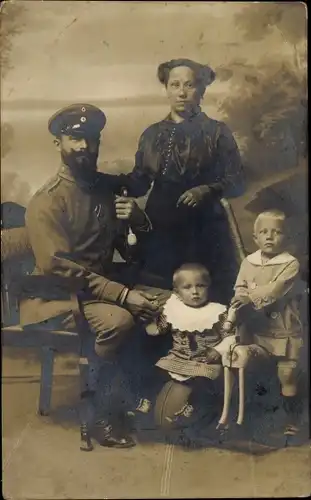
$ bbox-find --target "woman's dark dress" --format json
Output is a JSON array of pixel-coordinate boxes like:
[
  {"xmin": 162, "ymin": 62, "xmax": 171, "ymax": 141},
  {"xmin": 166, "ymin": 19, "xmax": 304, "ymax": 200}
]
[{"xmin": 118, "ymin": 111, "xmax": 245, "ymax": 303}]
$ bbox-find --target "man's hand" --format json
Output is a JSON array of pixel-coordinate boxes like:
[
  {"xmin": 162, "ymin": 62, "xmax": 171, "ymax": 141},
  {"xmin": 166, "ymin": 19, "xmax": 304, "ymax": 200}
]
[
  {"xmin": 115, "ymin": 196, "xmax": 147, "ymax": 227},
  {"xmin": 124, "ymin": 290, "xmax": 161, "ymax": 319},
  {"xmin": 176, "ymin": 186, "xmax": 211, "ymax": 208}
]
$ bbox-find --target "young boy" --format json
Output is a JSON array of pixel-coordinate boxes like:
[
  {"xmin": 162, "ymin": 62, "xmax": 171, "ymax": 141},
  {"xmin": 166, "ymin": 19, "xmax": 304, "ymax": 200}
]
[
  {"xmin": 136, "ymin": 263, "xmax": 237, "ymax": 426},
  {"xmin": 225, "ymin": 209, "xmax": 305, "ymax": 436}
]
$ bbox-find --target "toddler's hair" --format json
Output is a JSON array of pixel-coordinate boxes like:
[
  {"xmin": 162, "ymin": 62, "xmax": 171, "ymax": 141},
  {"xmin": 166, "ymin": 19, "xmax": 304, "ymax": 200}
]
[
  {"xmin": 253, "ymin": 209, "xmax": 287, "ymax": 233},
  {"xmin": 172, "ymin": 263, "xmax": 211, "ymax": 288}
]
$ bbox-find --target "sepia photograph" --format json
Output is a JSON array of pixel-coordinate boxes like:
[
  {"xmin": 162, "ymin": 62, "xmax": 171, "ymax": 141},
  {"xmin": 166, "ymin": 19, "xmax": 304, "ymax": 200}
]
[{"xmin": 1, "ymin": 1, "xmax": 309, "ymax": 498}]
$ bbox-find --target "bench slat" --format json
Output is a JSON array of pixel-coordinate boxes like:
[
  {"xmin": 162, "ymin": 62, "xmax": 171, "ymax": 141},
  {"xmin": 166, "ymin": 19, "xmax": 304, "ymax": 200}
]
[{"xmin": 2, "ymin": 325, "xmax": 81, "ymax": 353}]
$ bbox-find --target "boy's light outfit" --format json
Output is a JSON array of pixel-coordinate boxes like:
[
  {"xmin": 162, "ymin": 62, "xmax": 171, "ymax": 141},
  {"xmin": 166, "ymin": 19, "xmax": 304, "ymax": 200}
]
[{"xmin": 231, "ymin": 250, "xmax": 305, "ymax": 396}]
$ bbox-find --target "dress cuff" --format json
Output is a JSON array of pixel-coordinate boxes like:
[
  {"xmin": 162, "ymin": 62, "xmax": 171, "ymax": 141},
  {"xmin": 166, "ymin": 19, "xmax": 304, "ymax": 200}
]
[{"xmin": 208, "ymin": 182, "xmax": 224, "ymax": 198}]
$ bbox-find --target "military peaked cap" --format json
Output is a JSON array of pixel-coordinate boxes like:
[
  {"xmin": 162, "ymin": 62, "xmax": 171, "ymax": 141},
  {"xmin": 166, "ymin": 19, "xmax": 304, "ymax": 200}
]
[{"xmin": 48, "ymin": 103, "xmax": 107, "ymax": 138}]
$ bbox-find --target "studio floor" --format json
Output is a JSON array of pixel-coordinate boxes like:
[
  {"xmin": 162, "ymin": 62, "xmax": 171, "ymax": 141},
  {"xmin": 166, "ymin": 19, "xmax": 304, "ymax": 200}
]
[{"xmin": 2, "ymin": 347, "xmax": 311, "ymax": 499}]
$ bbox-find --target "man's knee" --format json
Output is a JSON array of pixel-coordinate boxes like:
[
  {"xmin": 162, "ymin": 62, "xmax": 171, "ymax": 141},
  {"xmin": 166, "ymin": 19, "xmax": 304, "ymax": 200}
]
[
  {"xmin": 111, "ymin": 308, "xmax": 135, "ymax": 334},
  {"xmin": 83, "ymin": 303, "xmax": 135, "ymax": 358}
]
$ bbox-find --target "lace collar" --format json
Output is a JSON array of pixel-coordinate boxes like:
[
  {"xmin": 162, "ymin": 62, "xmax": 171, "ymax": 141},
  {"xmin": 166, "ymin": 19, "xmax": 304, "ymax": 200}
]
[{"xmin": 163, "ymin": 293, "xmax": 227, "ymax": 332}]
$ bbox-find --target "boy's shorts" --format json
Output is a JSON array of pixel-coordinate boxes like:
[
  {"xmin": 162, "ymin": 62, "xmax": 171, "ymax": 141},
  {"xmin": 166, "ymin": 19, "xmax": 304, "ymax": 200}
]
[{"xmin": 253, "ymin": 335, "xmax": 303, "ymax": 361}]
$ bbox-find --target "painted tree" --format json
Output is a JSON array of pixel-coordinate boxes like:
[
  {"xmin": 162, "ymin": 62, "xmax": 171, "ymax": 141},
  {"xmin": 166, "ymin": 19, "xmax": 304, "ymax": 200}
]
[
  {"xmin": 1, "ymin": 1, "xmax": 26, "ymax": 159},
  {"xmin": 215, "ymin": 3, "xmax": 307, "ymax": 181},
  {"xmin": 1, "ymin": 172, "xmax": 31, "ymax": 207},
  {"xmin": 0, "ymin": 0, "xmax": 26, "ymax": 78}
]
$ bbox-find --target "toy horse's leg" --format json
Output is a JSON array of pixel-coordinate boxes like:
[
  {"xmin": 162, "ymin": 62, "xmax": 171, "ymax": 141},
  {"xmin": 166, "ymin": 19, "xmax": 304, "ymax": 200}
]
[
  {"xmin": 217, "ymin": 367, "xmax": 235, "ymax": 429},
  {"xmin": 237, "ymin": 367, "xmax": 245, "ymax": 426}
]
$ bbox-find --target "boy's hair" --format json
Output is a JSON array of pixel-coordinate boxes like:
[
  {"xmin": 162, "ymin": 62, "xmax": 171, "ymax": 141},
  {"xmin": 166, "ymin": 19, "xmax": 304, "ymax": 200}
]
[
  {"xmin": 173, "ymin": 263, "xmax": 211, "ymax": 288},
  {"xmin": 253, "ymin": 209, "xmax": 287, "ymax": 233}
]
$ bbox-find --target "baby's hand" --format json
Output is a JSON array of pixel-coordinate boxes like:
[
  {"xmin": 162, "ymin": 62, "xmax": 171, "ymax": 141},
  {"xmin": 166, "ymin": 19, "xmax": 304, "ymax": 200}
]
[
  {"xmin": 230, "ymin": 295, "xmax": 252, "ymax": 311},
  {"xmin": 205, "ymin": 348, "xmax": 221, "ymax": 364}
]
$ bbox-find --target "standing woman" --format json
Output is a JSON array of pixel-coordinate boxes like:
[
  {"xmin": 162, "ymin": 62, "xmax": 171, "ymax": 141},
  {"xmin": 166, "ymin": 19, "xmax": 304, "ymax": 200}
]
[{"xmin": 117, "ymin": 58, "xmax": 245, "ymax": 302}]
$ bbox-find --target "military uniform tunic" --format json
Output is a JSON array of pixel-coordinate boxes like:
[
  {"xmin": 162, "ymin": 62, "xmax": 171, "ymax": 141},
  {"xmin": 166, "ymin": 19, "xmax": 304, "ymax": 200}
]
[{"xmin": 19, "ymin": 165, "xmax": 132, "ymax": 326}]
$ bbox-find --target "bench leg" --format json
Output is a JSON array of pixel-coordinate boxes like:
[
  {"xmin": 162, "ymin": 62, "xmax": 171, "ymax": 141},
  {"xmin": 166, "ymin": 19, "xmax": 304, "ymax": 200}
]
[
  {"xmin": 78, "ymin": 357, "xmax": 97, "ymax": 451},
  {"xmin": 38, "ymin": 346, "xmax": 55, "ymax": 416}
]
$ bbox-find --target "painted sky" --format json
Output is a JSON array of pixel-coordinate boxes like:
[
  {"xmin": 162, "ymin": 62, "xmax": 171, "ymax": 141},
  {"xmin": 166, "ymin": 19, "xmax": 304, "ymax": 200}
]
[
  {"xmin": 1, "ymin": 1, "xmax": 307, "ymax": 200},
  {"xmin": 2, "ymin": 1, "xmax": 297, "ymax": 102}
]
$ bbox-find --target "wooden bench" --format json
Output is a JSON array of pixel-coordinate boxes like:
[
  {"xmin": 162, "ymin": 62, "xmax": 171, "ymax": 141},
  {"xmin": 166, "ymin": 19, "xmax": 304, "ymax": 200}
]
[{"xmin": 1, "ymin": 227, "xmax": 97, "ymax": 450}]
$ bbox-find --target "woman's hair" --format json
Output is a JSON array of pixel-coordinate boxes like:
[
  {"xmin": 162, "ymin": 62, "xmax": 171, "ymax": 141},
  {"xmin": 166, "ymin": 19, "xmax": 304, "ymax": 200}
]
[
  {"xmin": 157, "ymin": 58, "xmax": 216, "ymax": 96},
  {"xmin": 253, "ymin": 209, "xmax": 287, "ymax": 233},
  {"xmin": 173, "ymin": 263, "xmax": 211, "ymax": 287}
]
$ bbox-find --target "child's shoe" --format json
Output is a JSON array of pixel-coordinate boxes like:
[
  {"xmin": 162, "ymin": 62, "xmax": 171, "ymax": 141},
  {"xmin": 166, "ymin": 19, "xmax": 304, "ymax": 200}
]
[
  {"xmin": 136, "ymin": 398, "xmax": 152, "ymax": 414},
  {"xmin": 127, "ymin": 398, "xmax": 152, "ymax": 418},
  {"xmin": 165, "ymin": 403, "xmax": 194, "ymax": 428}
]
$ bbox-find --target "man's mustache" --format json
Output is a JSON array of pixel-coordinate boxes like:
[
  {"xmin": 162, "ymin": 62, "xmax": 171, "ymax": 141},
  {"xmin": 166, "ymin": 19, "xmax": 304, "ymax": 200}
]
[{"xmin": 66, "ymin": 150, "xmax": 97, "ymax": 164}]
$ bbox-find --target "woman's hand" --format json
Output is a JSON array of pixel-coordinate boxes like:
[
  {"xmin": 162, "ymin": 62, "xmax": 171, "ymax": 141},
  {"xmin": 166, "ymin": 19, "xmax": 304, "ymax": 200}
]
[{"xmin": 176, "ymin": 186, "xmax": 211, "ymax": 208}]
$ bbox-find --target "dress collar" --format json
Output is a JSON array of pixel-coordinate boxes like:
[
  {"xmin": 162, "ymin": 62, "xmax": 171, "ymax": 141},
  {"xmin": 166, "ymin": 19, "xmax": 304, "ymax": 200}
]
[
  {"xmin": 163, "ymin": 293, "xmax": 227, "ymax": 332},
  {"xmin": 246, "ymin": 249, "xmax": 297, "ymax": 266},
  {"xmin": 163, "ymin": 108, "xmax": 204, "ymax": 125}
]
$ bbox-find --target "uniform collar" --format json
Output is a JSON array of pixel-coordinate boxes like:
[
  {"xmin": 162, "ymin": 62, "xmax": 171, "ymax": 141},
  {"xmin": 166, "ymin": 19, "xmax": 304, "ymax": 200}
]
[
  {"xmin": 58, "ymin": 163, "xmax": 99, "ymax": 189},
  {"xmin": 246, "ymin": 249, "xmax": 296, "ymax": 266},
  {"xmin": 58, "ymin": 163, "xmax": 75, "ymax": 182}
]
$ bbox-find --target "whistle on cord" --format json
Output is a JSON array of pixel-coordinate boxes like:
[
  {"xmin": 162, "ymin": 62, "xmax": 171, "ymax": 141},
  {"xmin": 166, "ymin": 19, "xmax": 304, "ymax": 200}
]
[{"xmin": 121, "ymin": 187, "xmax": 137, "ymax": 247}]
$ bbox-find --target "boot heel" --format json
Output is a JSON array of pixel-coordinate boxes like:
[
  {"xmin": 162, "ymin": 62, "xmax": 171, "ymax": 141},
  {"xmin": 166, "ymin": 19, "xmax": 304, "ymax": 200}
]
[{"xmin": 80, "ymin": 424, "xmax": 93, "ymax": 452}]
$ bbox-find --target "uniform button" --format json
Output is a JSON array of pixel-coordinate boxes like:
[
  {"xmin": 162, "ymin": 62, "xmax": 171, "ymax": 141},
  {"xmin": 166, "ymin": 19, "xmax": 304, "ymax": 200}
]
[{"xmin": 270, "ymin": 312, "xmax": 279, "ymax": 319}]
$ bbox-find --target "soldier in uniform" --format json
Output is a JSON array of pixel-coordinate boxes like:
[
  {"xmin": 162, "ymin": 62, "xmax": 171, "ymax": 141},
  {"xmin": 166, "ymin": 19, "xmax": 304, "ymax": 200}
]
[{"xmin": 19, "ymin": 103, "xmax": 169, "ymax": 448}]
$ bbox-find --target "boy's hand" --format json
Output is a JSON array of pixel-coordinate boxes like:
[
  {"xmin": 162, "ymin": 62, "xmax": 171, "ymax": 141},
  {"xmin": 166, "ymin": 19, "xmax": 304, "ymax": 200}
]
[{"xmin": 222, "ymin": 320, "xmax": 234, "ymax": 333}]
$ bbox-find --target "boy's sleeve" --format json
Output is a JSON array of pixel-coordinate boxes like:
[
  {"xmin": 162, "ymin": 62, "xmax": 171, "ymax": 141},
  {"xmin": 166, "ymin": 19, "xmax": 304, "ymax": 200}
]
[
  {"xmin": 233, "ymin": 259, "xmax": 250, "ymax": 297},
  {"xmin": 249, "ymin": 260, "xmax": 301, "ymax": 310}
]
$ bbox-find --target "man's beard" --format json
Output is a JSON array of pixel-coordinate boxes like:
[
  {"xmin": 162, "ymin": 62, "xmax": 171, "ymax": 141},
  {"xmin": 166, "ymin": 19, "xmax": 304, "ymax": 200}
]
[{"xmin": 61, "ymin": 150, "xmax": 99, "ymax": 184}]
